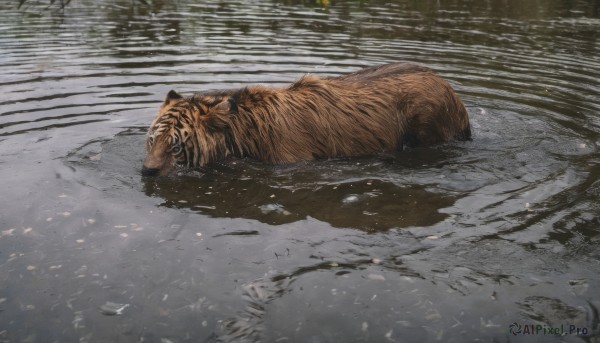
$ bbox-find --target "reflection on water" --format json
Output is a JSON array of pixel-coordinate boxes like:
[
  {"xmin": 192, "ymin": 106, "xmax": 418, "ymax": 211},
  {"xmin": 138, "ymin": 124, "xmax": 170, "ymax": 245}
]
[
  {"xmin": 143, "ymin": 163, "xmax": 455, "ymax": 231},
  {"xmin": 1, "ymin": 0, "xmax": 599, "ymax": 342}
]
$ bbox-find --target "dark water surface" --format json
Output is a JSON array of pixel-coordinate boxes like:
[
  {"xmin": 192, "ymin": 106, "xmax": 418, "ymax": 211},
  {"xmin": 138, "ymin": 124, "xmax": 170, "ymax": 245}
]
[{"xmin": 1, "ymin": 0, "xmax": 599, "ymax": 342}]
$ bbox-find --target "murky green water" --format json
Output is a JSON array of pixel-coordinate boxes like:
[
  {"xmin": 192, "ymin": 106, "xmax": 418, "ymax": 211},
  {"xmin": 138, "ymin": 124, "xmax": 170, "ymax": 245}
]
[{"xmin": 1, "ymin": 0, "xmax": 599, "ymax": 342}]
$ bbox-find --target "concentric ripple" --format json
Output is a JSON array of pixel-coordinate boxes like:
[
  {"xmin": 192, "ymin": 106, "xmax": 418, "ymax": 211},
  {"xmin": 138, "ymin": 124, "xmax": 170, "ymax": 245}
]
[{"xmin": 0, "ymin": 1, "xmax": 599, "ymax": 342}]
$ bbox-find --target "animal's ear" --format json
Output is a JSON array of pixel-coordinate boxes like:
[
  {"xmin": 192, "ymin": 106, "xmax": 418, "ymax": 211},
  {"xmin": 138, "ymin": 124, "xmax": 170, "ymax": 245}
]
[
  {"xmin": 213, "ymin": 100, "xmax": 231, "ymax": 113},
  {"xmin": 207, "ymin": 99, "xmax": 237, "ymax": 131},
  {"xmin": 164, "ymin": 90, "xmax": 183, "ymax": 105},
  {"xmin": 204, "ymin": 113, "xmax": 230, "ymax": 132}
]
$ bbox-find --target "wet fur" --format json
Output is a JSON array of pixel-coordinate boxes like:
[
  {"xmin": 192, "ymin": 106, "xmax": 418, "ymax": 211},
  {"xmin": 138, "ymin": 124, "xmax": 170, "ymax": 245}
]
[{"xmin": 143, "ymin": 63, "xmax": 471, "ymax": 175}]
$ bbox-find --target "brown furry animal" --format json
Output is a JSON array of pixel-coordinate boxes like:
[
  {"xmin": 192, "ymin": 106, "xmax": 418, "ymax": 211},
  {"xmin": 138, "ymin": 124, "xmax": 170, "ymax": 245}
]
[{"xmin": 142, "ymin": 63, "xmax": 471, "ymax": 176}]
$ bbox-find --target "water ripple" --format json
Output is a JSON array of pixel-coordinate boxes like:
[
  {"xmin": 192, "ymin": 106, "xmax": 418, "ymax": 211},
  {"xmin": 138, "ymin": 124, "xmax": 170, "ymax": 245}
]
[{"xmin": 0, "ymin": 1, "xmax": 599, "ymax": 342}]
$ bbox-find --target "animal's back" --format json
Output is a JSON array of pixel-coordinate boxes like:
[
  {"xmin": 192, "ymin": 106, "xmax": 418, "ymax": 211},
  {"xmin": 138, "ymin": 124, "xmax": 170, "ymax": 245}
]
[{"xmin": 263, "ymin": 63, "xmax": 471, "ymax": 161}]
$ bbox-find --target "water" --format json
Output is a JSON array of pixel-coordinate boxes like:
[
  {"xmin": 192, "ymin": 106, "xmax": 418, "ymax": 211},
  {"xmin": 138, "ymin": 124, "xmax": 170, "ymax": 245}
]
[{"xmin": 1, "ymin": 0, "xmax": 599, "ymax": 342}]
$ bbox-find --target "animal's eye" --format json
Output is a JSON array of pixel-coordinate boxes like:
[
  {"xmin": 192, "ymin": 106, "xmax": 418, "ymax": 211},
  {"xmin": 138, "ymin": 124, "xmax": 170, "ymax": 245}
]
[
  {"xmin": 172, "ymin": 144, "xmax": 182, "ymax": 154},
  {"xmin": 147, "ymin": 136, "xmax": 155, "ymax": 146},
  {"xmin": 171, "ymin": 136, "xmax": 182, "ymax": 154}
]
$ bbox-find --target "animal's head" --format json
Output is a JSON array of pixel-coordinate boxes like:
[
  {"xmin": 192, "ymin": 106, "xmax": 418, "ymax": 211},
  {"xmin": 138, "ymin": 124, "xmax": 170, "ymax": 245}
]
[{"xmin": 142, "ymin": 90, "xmax": 235, "ymax": 176}]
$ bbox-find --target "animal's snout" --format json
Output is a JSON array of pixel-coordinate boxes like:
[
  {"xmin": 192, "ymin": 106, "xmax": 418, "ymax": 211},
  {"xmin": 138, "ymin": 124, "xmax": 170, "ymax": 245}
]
[{"xmin": 141, "ymin": 165, "xmax": 160, "ymax": 177}]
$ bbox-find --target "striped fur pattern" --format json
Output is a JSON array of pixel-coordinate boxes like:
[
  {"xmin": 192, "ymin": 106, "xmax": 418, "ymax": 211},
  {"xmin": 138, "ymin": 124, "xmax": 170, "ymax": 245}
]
[{"xmin": 142, "ymin": 63, "xmax": 471, "ymax": 176}]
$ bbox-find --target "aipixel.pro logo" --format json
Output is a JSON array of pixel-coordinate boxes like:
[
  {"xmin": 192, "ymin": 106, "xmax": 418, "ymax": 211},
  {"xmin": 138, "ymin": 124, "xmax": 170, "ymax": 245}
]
[{"xmin": 509, "ymin": 322, "xmax": 589, "ymax": 336}]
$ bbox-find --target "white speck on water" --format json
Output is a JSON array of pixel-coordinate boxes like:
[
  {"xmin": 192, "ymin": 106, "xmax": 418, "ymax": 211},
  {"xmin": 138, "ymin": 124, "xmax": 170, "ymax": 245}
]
[
  {"xmin": 162, "ymin": 294, "xmax": 168, "ymax": 301},
  {"xmin": 120, "ymin": 233, "xmax": 128, "ymax": 238},
  {"xmin": 74, "ymin": 265, "xmax": 87, "ymax": 275},
  {"xmin": 89, "ymin": 153, "xmax": 101, "ymax": 161},
  {"xmin": 451, "ymin": 317, "xmax": 462, "ymax": 328},
  {"xmin": 132, "ymin": 226, "xmax": 144, "ymax": 231},
  {"xmin": 371, "ymin": 294, "xmax": 377, "ymax": 301},
  {"xmin": 194, "ymin": 205, "xmax": 216, "ymax": 210},
  {"xmin": 342, "ymin": 195, "xmax": 359, "ymax": 204},
  {"xmin": 368, "ymin": 274, "xmax": 386, "ymax": 281},
  {"xmin": 579, "ymin": 143, "xmax": 587, "ymax": 148},
  {"xmin": 372, "ymin": 258, "xmax": 382, "ymax": 264},
  {"xmin": 202, "ymin": 320, "xmax": 208, "ymax": 327},
  {"xmin": 525, "ymin": 202, "xmax": 534, "ymax": 212},
  {"xmin": 329, "ymin": 262, "xmax": 339, "ymax": 267},
  {"xmin": 480, "ymin": 317, "xmax": 501, "ymax": 328},
  {"xmin": 73, "ymin": 311, "xmax": 84, "ymax": 329},
  {"xmin": 385, "ymin": 329, "xmax": 393, "ymax": 340},
  {"xmin": 259, "ymin": 203, "xmax": 290, "ymax": 215},
  {"xmin": 426, "ymin": 235, "xmax": 439, "ymax": 240},
  {"xmin": 58, "ymin": 212, "xmax": 71, "ymax": 217},
  {"xmin": 58, "ymin": 194, "xmax": 68, "ymax": 198},
  {"xmin": 362, "ymin": 321, "xmax": 368, "ymax": 332},
  {"xmin": 22, "ymin": 227, "xmax": 32, "ymax": 234},
  {"xmin": 99, "ymin": 302, "xmax": 129, "ymax": 316},
  {"xmin": 26, "ymin": 265, "xmax": 36, "ymax": 271},
  {"xmin": 161, "ymin": 339, "xmax": 174, "ymax": 343},
  {"xmin": 87, "ymin": 218, "xmax": 96, "ymax": 224},
  {"xmin": 178, "ymin": 200, "xmax": 188, "ymax": 203},
  {"xmin": 196, "ymin": 232, "xmax": 203, "ymax": 237},
  {"xmin": 76, "ymin": 239, "xmax": 85, "ymax": 244},
  {"xmin": 270, "ymin": 194, "xmax": 276, "ymax": 198},
  {"xmin": 49, "ymin": 265, "xmax": 62, "ymax": 270},
  {"xmin": 401, "ymin": 276, "xmax": 415, "ymax": 283},
  {"xmin": 1, "ymin": 228, "xmax": 15, "ymax": 236},
  {"xmin": 425, "ymin": 309, "xmax": 441, "ymax": 320}
]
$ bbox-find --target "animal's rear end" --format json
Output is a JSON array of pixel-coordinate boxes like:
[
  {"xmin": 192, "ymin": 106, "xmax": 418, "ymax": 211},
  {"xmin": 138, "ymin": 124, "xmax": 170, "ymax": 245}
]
[
  {"xmin": 336, "ymin": 62, "xmax": 471, "ymax": 148},
  {"xmin": 398, "ymin": 70, "xmax": 471, "ymax": 147}
]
